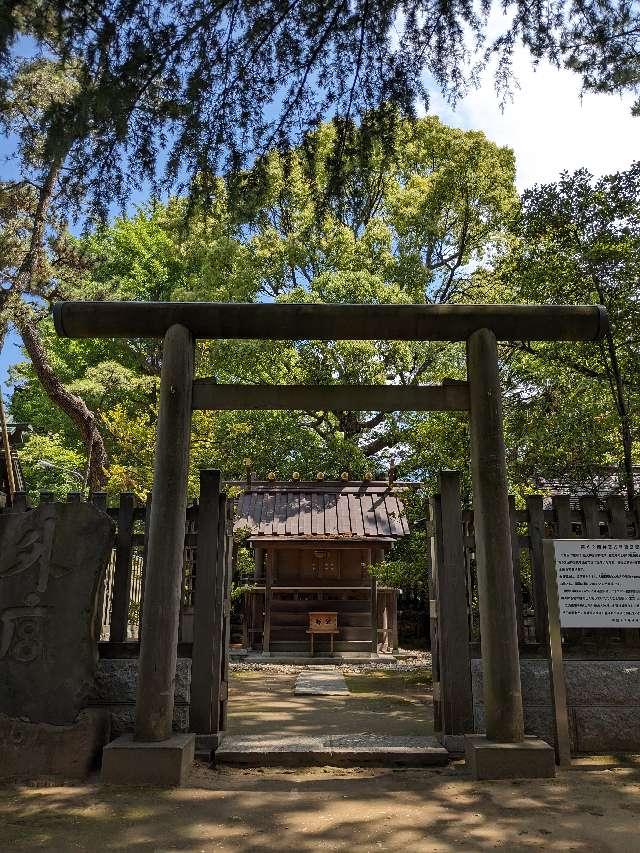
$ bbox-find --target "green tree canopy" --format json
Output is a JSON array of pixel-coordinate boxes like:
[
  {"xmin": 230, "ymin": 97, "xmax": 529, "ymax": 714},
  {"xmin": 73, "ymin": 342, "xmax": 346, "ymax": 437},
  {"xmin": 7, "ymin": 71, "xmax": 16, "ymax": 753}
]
[
  {"xmin": 486, "ymin": 164, "xmax": 640, "ymax": 501},
  {"xmin": 9, "ymin": 115, "xmax": 517, "ymax": 496}
]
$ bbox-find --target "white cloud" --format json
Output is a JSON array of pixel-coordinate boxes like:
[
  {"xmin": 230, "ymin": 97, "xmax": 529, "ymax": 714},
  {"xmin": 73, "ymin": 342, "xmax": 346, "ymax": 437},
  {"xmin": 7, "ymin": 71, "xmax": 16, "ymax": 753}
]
[{"xmin": 426, "ymin": 46, "xmax": 639, "ymax": 191}]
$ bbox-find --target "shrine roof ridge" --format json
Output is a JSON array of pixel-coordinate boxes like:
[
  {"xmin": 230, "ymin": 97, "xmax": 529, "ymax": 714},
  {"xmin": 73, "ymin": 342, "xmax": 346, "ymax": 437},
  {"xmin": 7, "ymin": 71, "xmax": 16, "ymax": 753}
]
[{"xmin": 225, "ymin": 479, "xmax": 414, "ymax": 493}]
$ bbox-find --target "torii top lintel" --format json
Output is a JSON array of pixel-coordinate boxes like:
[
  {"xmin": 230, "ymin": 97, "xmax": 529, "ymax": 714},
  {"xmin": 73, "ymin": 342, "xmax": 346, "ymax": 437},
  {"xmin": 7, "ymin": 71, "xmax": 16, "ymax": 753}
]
[{"xmin": 53, "ymin": 301, "xmax": 608, "ymax": 342}]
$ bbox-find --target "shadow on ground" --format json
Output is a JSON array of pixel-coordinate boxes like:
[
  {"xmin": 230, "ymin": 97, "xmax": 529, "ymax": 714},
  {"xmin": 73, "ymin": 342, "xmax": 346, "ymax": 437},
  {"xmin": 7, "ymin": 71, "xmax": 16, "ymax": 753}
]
[
  {"xmin": 2, "ymin": 761, "xmax": 640, "ymax": 851},
  {"xmin": 3, "ymin": 672, "xmax": 639, "ymax": 851}
]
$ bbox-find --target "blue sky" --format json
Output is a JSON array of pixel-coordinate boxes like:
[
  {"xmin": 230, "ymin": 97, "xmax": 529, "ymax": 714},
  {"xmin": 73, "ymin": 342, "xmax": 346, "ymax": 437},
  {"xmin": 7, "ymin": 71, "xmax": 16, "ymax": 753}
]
[{"xmin": 1, "ymin": 42, "xmax": 638, "ymax": 409}]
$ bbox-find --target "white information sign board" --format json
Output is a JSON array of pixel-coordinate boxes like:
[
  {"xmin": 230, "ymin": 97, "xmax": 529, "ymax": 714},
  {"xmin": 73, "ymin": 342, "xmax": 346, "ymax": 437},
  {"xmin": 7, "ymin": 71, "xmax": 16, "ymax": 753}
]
[{"xmin": 553, "ymin": 539, "xmax": 640, "ymax": 628}]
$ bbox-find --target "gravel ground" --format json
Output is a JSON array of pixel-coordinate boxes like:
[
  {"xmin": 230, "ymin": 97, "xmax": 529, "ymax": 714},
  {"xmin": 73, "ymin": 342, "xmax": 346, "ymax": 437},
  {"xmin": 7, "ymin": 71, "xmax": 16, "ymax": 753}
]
[{"xmin": 230, "ymin": 650, "xmax": 432, "ymax": 676}]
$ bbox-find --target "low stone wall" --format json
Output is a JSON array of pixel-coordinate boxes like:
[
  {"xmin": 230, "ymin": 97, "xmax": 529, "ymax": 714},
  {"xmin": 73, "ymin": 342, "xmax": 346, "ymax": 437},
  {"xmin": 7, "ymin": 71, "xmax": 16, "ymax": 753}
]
[
  {"xmin": 471, "ymin": 658, "xmax": 640, "ymax": 752},
  {"xmin": 89, "ymin": 658, "xmax": 191, "ymax": 738}
]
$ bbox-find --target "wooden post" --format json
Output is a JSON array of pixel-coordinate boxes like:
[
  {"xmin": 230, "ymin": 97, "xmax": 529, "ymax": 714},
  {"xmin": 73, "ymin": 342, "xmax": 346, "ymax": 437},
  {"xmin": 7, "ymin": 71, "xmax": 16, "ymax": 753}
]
[
  {"xmin": 508, "ymin": 495, "xmax": 525, "ymax": 645},
  {"xmin": 90, "ymin": 491, "xmax": 108, "ymax": 640},
  {"xmin": 381, "ymin": 594, "xmax": 389, "ymax": 652},
  {"xmin": 606, "ymin": 495, "xmax": 638, "ymax": 646},
  {"xmin": 11, "ymin": 491, "xmax": 28, "ymax": 511},
  {"xmin": 135, "ymin": 324, "xmax": 194, "ymax": 742},
  {"xmin": 190, "ymin": 469, "xmax": 221, "ymax": 734},
  {"xmin": 542, "ymin": 540, "xmax": 572, "ymax": 767},
  {"xmin": 90, "ymin": 491, "xmax": 107, "ymax": 511},
  {"xmin": 370, "ymin": 550, "xmax": 378, "ymax": 654},
  {"xmin": 254, "ymin": 546, "xmax": 264, "ymax": 580},
  {"xmin": 110, "ymin": 492, "xmax": 135, "ymax": 643},
  {"xmin": 427, "ymin": 503, "xmax": 442, "ymax": 731},
  {"xmin": 138, "ymin": 493, "xmax": 152, "ymax": 642},
  {"xmin": 220, "ymin": 506, "xmax": 234, "ymax": 730},
  {"xmin": 526, "ymin": 495, "xmax": 548, "ymax": 646},
  {"xmin": 431, "ymin": 471, "xmax": 474, "ymax": 749},
  {"xmin": 263, "ymin": 549, "xmax": 273, "ymax": 655},
  {"xmin": 390, "ymin": 591, "xmax": 399, "ymax": 653},
  {"xmin": 467, "ymin": 328, "xmax": 524, "ymax": 743}
]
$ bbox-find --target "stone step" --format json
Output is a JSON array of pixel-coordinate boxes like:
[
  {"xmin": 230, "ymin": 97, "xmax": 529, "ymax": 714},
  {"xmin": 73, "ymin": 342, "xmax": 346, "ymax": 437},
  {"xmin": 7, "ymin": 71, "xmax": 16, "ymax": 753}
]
[
  {"xmin": 294, "ymin": 668, "xmax": 350, "ymax": 695},
  {"xmin": 215, "ymin": 733, "xmax": 449, "ymax": 768},
  {"xmin": 244, "ymin": 652, "xmax": 384, "ymax": 663},
  {"xmin": 269, "ymin": 640, "xmax": 373, "ymax": 653},
  {"xmin": 270, "ymin": 626, "xmax": 373, "ymax": 641}
]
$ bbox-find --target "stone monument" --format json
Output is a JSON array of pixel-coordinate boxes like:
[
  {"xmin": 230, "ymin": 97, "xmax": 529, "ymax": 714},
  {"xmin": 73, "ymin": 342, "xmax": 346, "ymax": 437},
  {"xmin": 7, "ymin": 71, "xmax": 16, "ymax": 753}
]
[{"xmin": 0, "ymin": 502, "xmax": 115, "ymax": 778}]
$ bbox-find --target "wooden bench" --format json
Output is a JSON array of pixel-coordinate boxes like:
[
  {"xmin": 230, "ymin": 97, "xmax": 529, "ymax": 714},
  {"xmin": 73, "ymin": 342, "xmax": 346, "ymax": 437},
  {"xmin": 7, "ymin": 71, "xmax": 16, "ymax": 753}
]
[{"xmin": 306, "ymin": 611, "xmax": 339, "ymax": 656}]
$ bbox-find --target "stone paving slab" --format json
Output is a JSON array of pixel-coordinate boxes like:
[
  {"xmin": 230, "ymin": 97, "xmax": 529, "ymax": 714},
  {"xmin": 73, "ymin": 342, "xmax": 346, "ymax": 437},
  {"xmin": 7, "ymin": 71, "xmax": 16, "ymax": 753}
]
[
  {"xmin": 215, "ymin": 733, "xmax": 448, "ymax": 767},
  {"xmin": 294, "ymin": 667, "xmax": 350, "ymax": 696}
]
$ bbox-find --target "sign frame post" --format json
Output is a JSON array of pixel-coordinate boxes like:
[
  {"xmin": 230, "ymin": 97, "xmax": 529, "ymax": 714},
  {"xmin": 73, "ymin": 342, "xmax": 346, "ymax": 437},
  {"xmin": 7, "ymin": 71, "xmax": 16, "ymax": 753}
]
[{"xmin": 542, "ymin": 539, "xmax": 572, "ymax": 767}]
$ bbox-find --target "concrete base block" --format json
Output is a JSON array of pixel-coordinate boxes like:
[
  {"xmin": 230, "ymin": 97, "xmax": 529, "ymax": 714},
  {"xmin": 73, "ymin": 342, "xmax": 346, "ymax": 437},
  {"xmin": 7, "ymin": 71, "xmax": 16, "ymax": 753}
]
[
  {"xmin": 194, "ymin": 732, "xmax": 223, "ymax": 762},
  {"xmin": 440, "ymin": 733, "xmax": 465, "ymax": 755},
  {"xmin": 465, "ymin": 734, "xmax": 556, "ymax": 780},
  {"xmin": 102, "ymin": 733, "xmax": 195, "ymax": 786},
  {"xmin": 0, "ymin": 709, "xmax": 110, "ymax": 780}
]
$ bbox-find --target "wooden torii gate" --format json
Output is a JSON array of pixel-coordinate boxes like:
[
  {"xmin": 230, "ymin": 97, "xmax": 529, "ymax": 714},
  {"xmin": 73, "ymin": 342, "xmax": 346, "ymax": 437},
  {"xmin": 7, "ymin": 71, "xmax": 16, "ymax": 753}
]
[{"xmin": 54, "ymin": 301, "xmax": 608, "ymax": 782}]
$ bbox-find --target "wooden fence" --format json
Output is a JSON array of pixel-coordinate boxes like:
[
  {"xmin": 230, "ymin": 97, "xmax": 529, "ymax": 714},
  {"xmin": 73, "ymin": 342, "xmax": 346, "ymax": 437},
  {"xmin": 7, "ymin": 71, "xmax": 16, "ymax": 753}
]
[
  {"xmin": 429, "ymin": 473, "xmax": 640, "ymax": 749},
  {"xmin": 462, "ymin": 493, "xmax": 640, "ymax": 653},
  {"xmin": 0, "ymin": 489, "xmax": 213, "ymax": 649}
]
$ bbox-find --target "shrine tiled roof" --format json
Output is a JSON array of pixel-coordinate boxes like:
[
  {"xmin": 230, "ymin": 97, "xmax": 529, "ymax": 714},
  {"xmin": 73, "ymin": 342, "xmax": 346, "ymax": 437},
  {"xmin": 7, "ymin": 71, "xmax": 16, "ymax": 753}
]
[{"xmin": 231, "ymin": 481, "xmax": 410, "ymax": 541}]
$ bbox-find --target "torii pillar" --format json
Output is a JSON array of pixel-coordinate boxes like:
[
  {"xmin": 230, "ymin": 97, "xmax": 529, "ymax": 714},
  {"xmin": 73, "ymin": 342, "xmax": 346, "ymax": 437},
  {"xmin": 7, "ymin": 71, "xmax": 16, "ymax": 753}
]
[
  {"xmin": 464, "ymin": 328, "xmax": 554, "ymax": 779},
  {"xmin": 102, "ymin": 324, "xmax": 197, "ymax": 785}
]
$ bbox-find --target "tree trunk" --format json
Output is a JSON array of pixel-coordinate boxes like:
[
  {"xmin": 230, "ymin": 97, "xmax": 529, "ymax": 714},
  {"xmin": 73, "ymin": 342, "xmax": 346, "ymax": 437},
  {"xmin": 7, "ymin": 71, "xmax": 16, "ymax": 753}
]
[
  {"xmin": 17, "ymin": 315, "xmax": 108, "ymax": 489},
  {"xmin": 594, "ymin": 286, "xmax": 635, "ymax": 504},
  {"xmin": 606, "ymin": 333, "xmax": 636, "ymax": 504}
]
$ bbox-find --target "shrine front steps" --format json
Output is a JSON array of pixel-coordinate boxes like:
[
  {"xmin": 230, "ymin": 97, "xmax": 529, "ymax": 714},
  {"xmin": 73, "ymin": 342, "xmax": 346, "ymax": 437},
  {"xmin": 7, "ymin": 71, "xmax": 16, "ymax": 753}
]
[
  {"xmin": 268, "ymin": 640, "xmax": 374, "ymax": 654},
  {"xmin": 214, "ymin": 733, "xmax": 449, "ymax": 768},
  {"xmin": 243, "ymin": 652, "xmax": 395, "ymax": 664}
]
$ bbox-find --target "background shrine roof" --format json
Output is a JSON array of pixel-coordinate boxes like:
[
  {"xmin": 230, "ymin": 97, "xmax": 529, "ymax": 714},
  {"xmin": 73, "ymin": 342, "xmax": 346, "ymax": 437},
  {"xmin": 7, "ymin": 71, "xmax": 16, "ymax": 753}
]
[{"xmin": 230, "ymin": 480, "xmax": 411, "ymax": 541}]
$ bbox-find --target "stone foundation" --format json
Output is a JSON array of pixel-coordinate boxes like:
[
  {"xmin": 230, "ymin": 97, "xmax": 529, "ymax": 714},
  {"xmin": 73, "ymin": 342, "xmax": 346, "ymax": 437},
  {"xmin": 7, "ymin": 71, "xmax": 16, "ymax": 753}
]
[
  {"xmin": 471, "ymin": 658, "xmax": 640, "ymax": 752},
  {"xmin": 0, "ymin": 709, "xmax": 110, "ymax": 779},
  {"xmin": 102, "ymin": 733, "xmax": 195, "ymax": 786},
  {"xmin": 89, "ymin": 658, "xmax": 191, "ymax": 737}
]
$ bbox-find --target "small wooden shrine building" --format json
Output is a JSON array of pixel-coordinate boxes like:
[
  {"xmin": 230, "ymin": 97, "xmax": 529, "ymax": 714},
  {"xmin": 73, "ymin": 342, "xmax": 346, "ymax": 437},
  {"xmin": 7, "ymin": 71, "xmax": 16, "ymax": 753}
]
[{"xmin": 234, "ymin": 479, "xmax": 410, "ymax": 657}]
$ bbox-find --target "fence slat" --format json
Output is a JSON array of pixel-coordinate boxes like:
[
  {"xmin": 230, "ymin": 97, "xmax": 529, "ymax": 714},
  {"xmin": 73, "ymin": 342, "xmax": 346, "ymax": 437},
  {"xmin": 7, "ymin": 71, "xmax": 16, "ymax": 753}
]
[
  {"xmin": 431, "ymin": 471, "xmax": 473, "ymax": 748},
  {"xmin": 552, "ymin": 495, "xmax": 572, "ymax": 537},
  {"xmin": 90, "ymin": 492, "xmax": 107, "ymax": 512},
  {"xmin": 109, "ymin": 492, "xmax": 136, "ymax": 643},
  {"xmin": 580, "ymin": 496, "xmax": 600, "ymax": 538},
  {"xmin": 606, "ymin": 496, "xmax": 639, "ymax": 646},
  {"xmin": 11, "ymin": 491, "xmax": 28, "ymax": 511},
  {"xmin": 509, "ymin": 495, "xmax": 525, "ymax": 644},
  {"xmin": 633, "ymin": 496, "xmax": 640, "ymax": 538},
  {"xmin": 606, "ymin": 496, "xmax": 628, "ymax": 538},
  {"xmin": 526, "ymin": 495, "xmax": 547, "ymax": 644},
  {"xmin": 190, "ymin": 470, "xmax": 222, "ymax": 737},
  {"xmin": 138, "ymin": 493, "xmax": 152, "ymax": 642}
]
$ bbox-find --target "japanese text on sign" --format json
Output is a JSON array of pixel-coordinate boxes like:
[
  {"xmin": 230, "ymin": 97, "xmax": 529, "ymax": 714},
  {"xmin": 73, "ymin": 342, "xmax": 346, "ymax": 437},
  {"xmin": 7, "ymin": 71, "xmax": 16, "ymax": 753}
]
[{"xmin": 554, "ymin": 539, "xmax": 640, "ymax": 628}]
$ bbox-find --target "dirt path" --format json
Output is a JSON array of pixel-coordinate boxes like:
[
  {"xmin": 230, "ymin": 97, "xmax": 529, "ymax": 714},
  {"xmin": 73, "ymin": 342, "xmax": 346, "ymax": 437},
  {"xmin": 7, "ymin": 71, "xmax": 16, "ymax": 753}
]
[
  {"xmin": 3, "ymin": 672, "xmax": 638, "ymax": 851},
  {"xmin": 227, "ymin": 669, "xmax": 435, "ymax": 738},
  {"xmin": 2, "ymin": 761, "xmax": 640, "ymax": 851}
]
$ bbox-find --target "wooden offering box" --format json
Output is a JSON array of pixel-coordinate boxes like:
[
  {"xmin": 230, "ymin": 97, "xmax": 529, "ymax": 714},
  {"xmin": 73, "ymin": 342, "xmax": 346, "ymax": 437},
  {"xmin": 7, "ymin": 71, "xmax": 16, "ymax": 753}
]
[{"xmin": 307, "ymin": 611, "xmax": 339, "ymax": 655}]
